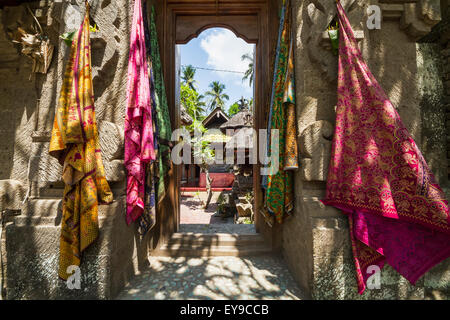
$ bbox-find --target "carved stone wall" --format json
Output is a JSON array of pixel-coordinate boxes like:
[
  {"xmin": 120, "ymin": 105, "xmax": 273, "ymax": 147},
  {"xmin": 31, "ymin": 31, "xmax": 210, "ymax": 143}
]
[
  {"xmin": 439, "ymin": 0, "xmax": 450, "ymax": 178},
  {"xmin": 0, "ymin": 0, "xmax": 143, "ymax": 300}
]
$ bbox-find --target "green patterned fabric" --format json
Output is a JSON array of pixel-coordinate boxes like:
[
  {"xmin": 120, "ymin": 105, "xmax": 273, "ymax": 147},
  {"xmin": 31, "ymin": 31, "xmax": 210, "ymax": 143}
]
[
  {"xmin": 149, "ymin": 6, "xmax": 172, "ymax": 203},
  {"xmin": 263, "ymin": 0, "xmax": 298, "ymax": 226}
]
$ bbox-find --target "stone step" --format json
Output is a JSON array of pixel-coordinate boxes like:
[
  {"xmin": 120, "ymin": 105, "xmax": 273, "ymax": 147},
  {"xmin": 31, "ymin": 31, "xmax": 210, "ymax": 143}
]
[
  {"xmin": 166, "ymin": 232, "xmax": 265, "ymax": 246},
  {"xmin": 153, "ymin": 232, "xmax": 272, "ymax": 257},
  {"xmin": 153, "ymin": 244, "xmax": 272, "ymax": 257}
]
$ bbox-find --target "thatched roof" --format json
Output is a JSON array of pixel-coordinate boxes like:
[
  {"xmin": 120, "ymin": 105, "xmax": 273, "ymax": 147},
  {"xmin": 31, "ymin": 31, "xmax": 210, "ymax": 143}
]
[
  {"xmin": 202, "ymin": 107, "xmax": 230, "ymax": 129},
  {"xmin": 220, "ymin": 110, "xmax": 253, "ymax": 130}
]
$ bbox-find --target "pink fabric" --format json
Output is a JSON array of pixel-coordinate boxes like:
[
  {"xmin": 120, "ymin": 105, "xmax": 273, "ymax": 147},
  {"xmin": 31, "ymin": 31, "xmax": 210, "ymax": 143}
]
[
  {"xmin": 322, "ymin": 2, "xmax": 450, "ymax": 294},
  {"xmin": 124, "ymin": 0, "xmax": 155, "ymax": 225}
]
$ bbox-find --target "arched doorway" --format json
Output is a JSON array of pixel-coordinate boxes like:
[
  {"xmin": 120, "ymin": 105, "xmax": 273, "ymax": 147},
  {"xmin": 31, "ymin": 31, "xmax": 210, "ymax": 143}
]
[
  {"xmin": 149, "ymin": 0, "xmax": 283, "ymax": 251},
  {"xmin": 177, "ymin": 27, "xmax": 256, "ymax": 232}
]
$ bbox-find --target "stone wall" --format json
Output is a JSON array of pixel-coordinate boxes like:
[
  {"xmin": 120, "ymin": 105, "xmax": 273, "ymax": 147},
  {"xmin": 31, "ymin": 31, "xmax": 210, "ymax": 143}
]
[
  {"xmin": 282, "ymin": 0, "xmax": 450, "ymax": 300},
  {"xmin": 0, "ymin": 0, "xmax": 143, "ymax": 300},
  {"xmin": 441, "ymin": 0, "xmax": 450, "ymax": 178}
]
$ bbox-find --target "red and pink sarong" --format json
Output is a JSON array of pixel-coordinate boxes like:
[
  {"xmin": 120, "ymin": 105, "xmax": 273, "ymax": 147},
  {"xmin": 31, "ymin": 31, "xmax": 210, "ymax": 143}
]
[
  {"xmin": 322, "ymin": 2, "xmax": 450, "ymax": 294},
  {"xmin": 124, "ymin": 0, "xmax": 156, "ymax": 225}
]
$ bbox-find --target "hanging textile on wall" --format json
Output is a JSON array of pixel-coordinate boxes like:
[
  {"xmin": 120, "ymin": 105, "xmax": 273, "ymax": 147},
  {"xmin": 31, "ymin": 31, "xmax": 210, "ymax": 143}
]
[
  {"xmin": 262, "ymin": 0, "xmax": 299, "ymax": 226},
  {"xmin": 137, "ymin": 0, "xmax": 160, "ymax": 235},
  {"xmin": 262, "ymin": 0, "xmax": 287, "ymax": 190},
  {"xmin": 49, "ymin": 3, "xmax": 113, "ymax": 280},
  {"xmin": 124, "ymin": 0, "xmax": 156, "ymax": 226},
  {"xmin": 148, "ymin": 5, "xmax": 173, "ymax": 204},
  {"xmin": 322, "ymin": 2, "xmax": 450, "ymax": 294}
]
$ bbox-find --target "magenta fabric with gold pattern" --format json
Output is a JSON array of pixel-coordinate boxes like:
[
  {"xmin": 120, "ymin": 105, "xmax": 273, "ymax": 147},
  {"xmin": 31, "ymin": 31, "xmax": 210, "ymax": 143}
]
[{"xmin": 322, "ymin": 2, "xmax": 450, "ymax": 294}]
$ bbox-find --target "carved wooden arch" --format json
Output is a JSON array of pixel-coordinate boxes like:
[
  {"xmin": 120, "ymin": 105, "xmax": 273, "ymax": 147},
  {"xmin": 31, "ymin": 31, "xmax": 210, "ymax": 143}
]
[
  {"xmin": 150, "ymin": 0, "xmax": 282, "ymax": 249},
  {"xmin": 176, "ymin": 22, "xmax": 258, "ymax": 45}
]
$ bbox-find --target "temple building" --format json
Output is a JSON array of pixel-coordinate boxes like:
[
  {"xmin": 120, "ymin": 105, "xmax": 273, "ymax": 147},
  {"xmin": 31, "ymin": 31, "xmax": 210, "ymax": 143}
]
[{"xmin": 0, "ymin": 0, "xmax": 449, "ymax": 300}]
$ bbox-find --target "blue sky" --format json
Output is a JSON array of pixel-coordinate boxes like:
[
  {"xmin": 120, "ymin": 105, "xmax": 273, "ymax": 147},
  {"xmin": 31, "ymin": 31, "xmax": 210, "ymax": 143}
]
[{"xmin": 178, "ymin": 28, "xmax": 255, "ymax": 114}]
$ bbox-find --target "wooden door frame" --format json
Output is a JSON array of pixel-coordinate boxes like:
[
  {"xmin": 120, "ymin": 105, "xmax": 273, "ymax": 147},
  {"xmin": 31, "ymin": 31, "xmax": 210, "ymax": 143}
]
[{"xmin": 152, "ymin": 0, "xmax": 281, "ymax": 249}]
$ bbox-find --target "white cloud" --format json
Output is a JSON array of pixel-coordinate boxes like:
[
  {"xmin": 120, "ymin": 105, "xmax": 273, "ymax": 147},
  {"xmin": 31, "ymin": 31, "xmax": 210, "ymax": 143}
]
[{"xmin": 200, "ymin": 28, "xmax": 254, "ymax": 92}]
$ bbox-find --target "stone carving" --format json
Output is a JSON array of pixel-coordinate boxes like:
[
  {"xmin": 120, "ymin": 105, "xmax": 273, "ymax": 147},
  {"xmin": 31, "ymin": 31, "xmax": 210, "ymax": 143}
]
[
  {"xmin": 98, "ymin": 121, "xmax": 125, "ymax": 183},
  {"xmin": 305, "ymin": 0, "xmax": 364, "ymax": 83},
  {"xmin": 380, "ymin": 0, "xmax": 442, "ymax": 40},
  {"xmin": 0, "ymin": 180, "xmax": 25, "ymax": 212},
  {"xmin": 26, "ymin": 121, "xmax": 124, "ymax": 187},
  {"xmin": 299, "ymin": 120, "xmax": 334, "ymax": 181}
]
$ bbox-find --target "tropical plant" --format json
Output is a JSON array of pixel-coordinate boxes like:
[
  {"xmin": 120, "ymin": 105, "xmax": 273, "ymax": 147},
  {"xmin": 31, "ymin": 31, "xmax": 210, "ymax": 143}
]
[
  {"xmin": 197, "ymin": 94, "xmax": 207, "ymax": 119},
  {"xmin": 327, "ymin": 19, "xmax": 339, "ymax": 56},
  {"xmin": 188, "ymin": 120, "xmax": 215, "ymax": 209},
  {"xmin": 227, "ymin": 102, "xmax": 240, "ymax": 117},
  {"xmin": 205, "ymin": 81, "xmax": 229, "ymax": 111},
  {"xmin": 180, "ymin": 84, "xmax": 205, "ymax": 120},
  {"xmin": 241, "ymin": 52, "xmax": 254, "ymax": 87},
  {"xmin": 60, "ymin": 24, "xmax": 98, "ymax": 46},
  {"xmin": 227, "ymin": 97, "xmax": 251, "ymax": 117},
  {"xmin": 181, "ymin": 64, "xmax": 197, "ymax": 91}
]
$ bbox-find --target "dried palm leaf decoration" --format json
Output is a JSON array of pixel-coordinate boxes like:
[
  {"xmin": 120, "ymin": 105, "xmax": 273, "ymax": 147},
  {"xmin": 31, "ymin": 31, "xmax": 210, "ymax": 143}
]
[{"xmin": 12, "ymin": 5, "xmax": 54, "ymax": 77}]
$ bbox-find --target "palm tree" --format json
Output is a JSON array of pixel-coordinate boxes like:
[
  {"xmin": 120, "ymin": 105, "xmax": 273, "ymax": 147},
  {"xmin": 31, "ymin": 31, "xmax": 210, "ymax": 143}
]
[
  {"xmin": 241, "ymin": 53, "xmax": 254, "ymax": 87},
  {"xmin": 205, "ymin": 81, "xmax": 229, "ymax": 111},
  {"xmin": 196, "ymin": 94, "xmax": 207, "ymax": 119},
  {"xmin": 181, "ymin": 65, "xmax": 197, "ymax": 91}
]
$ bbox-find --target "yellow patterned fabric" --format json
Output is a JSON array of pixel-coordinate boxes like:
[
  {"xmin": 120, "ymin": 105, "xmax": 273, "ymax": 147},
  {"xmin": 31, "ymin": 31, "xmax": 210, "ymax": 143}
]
[{"xmin": 49, "ymin": 5, "xmax": 113, "ymax": 280}]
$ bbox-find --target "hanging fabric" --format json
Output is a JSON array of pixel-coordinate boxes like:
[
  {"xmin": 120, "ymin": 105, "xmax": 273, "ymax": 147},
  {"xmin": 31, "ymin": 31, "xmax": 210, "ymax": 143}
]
[
  {"xmin": 124, "ymin": 0, "xmax": 156, "ymax": 226},
  {"xmin": 49, "ymin": 3, "xmax": 113, "ymax": 280},
  {"xmin": 148, "ymin": 5, "xmax": 173, "ymax": 204},
  {"xmin": 262, "ymin": 0, "xmax": 299, "ymax": 226},
  {"xmin": 322, "ymin": 1, "xmax": 450, "ymax": 294},
  {"xmin": 136, "ymin": 0, "xmax": 160, "ymax": 235},
  {"xmin": 262, "ymin": 0, "xmax": 287, "ymax": 190}
]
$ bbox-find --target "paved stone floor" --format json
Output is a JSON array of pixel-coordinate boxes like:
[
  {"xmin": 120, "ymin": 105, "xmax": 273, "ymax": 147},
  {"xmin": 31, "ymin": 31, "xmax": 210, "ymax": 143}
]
[
  {"xmin": 116, "ymin": 192, "xmax": 301, "ymax": 300},
  {"xmin": 180, "ymin": 191, "xmax": 235, "ymax": 225},
  {"xmin": 116, "ymin": 255, "xmax": 305, "ymax": 300},
  {"xmin": 179, "ymin": 223, "xmax": 255, "ymax": 234}
]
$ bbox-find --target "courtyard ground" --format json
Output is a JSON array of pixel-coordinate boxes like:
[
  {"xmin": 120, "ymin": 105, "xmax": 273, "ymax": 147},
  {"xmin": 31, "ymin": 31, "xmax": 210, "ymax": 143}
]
[
  {"xmin": 116, "ymin": 191, "xmax": 305, "ymax": 300},
  {"xmin": 117, "ymin": 255, "xmax": 305, "ymax": 300},
  {"xmin": 180, "ymin": 191, "xmax": 234, "ymax": 225}
]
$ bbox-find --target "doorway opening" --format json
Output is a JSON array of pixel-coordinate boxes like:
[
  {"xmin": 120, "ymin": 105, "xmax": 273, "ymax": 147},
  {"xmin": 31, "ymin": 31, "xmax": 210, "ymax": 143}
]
[{"xmin": 177, "ymin": 28, "xmax": 256, "ymax": 234}]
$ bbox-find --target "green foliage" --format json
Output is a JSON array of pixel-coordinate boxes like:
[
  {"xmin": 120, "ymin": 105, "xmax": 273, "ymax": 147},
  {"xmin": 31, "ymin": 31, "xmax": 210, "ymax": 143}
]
[
  {"xmin": 241, "ymin": 53, "xmax": 254, "ymax": 87},
  {"xmin": 245, "ymin": 190, "xmax": 254, "ymax": 203},
  {"xmin": 60, "ymin": 31, "xmax": 76, "ymax": 46},
  {"xmin": 60, "ymin": 24, "xmax": 98, "ymax": 46},
  {"xmin": 181, "ymin": 84, "xmax": 206, "ymax": 120},
  {"xmin": 181, "ymin": 65, "xmax": 197, "ymax": 91},
  {"xmin": 327, "ymin": 20, "xmax": 339, "ymax": 56},
  {"xmin": 328, "ymin": 29, "xmax": 339, "ymax": 56},
  {"xmin": 205, "ymin": 81, "xmax": 229, "ymax": 111},
  {"xmin": 227, "ymin": 102, "xmax": 240, "ymax": 117},
  {"xmin": 217, "ymin": 193, "xmax": 227, "ymax": 214},
  {"xmin": 241, "ymin": 217, "xmax": 252, "ymax": 224},
  {"xmin": 227, "ymin": 96, "xmax": 252, "ymax": 117},
  {"xmin": 187, "ymin": 120, "xmax": 215, "ymax": 168}
]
